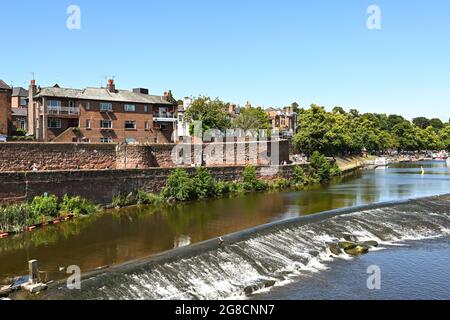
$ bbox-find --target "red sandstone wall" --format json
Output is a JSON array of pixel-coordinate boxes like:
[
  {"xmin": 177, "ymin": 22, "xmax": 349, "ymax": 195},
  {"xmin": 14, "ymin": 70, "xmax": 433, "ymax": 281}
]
[
  {"xmin": 0, "ymin": 143, "xmax": 117, "ymax": 172},
  {"xmin": 0, "ymin": 140, "xmax": 290, "ymax": 172},
  {"xmin": 0, "ymin": 165, "xmax": 302, "ymax": 205}
]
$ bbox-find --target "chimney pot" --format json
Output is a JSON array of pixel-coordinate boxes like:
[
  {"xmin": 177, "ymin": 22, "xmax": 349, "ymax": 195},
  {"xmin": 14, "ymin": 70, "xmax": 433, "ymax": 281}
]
[
  {"xmin": 30, "ymin": 80, "xmax": 36, "ymax": 85},
  {"xmin": 107, "ymin": 79, "xmax": 116, "ymax": 93}
]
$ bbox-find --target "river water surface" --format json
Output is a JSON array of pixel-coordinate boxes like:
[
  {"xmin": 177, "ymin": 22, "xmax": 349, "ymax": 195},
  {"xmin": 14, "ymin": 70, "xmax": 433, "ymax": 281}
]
[{"xmin": 1, "ymin": 161, "xmax": 450, "ymax": 299}]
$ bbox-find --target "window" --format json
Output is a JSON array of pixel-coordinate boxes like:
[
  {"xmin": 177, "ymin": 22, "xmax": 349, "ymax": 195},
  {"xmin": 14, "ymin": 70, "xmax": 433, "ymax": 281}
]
[
  {"xmin": 144, "ymin": 121, "xmax": 150, "ymax": 130},
  {"xmin": 85, "ymin": 119, "xmax": 91, "ymax": 129},
  {"xmin": 144, "ymin": 105, "xmax": 148, "ymax": 113},
  {"xmin": 124, "ymin": 104, "xmax": 136, "ymax": 112},
  {"xmin": 159, "ymin": 107, "xmax": 168, "ymax": 118},
  {"xmin": 48, "ymin": 118, "xmax": 61, "ymax": 128},
  {"xmin": 125, "ymin": 137, "xmax": 137, "ymax": 144},
  {"xmin": 48, "ymin": 100, "xmax": 61, "ymax": 108},
  {"xmin": 68, "ymin": 101, "xmax": 75, "ymax": 108},
  {"xmin": 20, "ymin": 97, "xmax": 27, "ymax": 106},
  {"xmin": 86, "ymin": 102, "xmax": 91, "ymax": 110},
  {"xmin": 18, "ymin": 118, "xmax": 26, "ymax": 130},
  {"xmin": 100, "ymin": 120, "xmax": 113, "ymax": 129},
  {"xmin": 124, "ymin": 121, "xmax": 136, "ymax": 130},
  {"xmin": 100, "ymin": 137, "xmax": 113, "ymax": 143},
  {"xmin": 100, "ymin": 102, "xmax": 113, "ymax": 111}
]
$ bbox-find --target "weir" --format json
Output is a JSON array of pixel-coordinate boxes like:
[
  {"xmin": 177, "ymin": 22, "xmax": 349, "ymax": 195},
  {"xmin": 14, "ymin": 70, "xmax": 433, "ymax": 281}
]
[{"xmin": 31, "ymin": 194, "xmax": 450, "ymax": 300}]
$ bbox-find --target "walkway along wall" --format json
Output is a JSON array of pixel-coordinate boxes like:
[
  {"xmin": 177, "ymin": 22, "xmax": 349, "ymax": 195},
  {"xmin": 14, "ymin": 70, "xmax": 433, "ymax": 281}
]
[{"xmin": 0, "ymin": 165, "xmax": 304, "ymax": 205}]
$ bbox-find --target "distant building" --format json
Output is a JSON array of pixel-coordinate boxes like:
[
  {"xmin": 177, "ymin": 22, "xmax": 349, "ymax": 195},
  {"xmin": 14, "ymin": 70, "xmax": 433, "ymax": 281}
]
[
  {"xmin": 266, "ymin": 106, "xmax": 298, "ymax": 138},
  {"xmin": 176, "ymin": 97, "xmax": 193, "ymax": 141},
  {"xmin": 0, "ymin": 80, "xmax": 12, "ymax": 137},
  {"xmin": 11, "ymin": 87, "xmax": 28, "ymax": 132},
  {"xmin": 27, "ymin": 79, "xmax": 177, "ymax": 143}
]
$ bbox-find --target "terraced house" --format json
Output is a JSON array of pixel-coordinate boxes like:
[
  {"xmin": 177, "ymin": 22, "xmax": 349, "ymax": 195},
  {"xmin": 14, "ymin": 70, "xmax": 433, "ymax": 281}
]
[{"xmin": 27, "ymin": 79, "xmax": 177, "ymax": 144}]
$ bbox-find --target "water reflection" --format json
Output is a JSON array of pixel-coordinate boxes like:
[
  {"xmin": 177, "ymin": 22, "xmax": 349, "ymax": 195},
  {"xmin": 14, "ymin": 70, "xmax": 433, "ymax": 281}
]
[{"xmin": 0, "ymin": 161, "xmax": 449, "ymax": 282}]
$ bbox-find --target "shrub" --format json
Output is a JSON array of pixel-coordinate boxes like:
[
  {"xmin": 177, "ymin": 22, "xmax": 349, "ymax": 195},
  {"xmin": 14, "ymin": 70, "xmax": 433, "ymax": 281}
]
[
  {"xmin": 0, "ymin": 203, "xmax": 37, "ymax": 233},
  {"xmin": 136, "ymin": 191, "xmax": 162, "ymax": 206},
  {"xmin": 309, "ymin": 151, "xmax": 333, "ymax": 181},
  {"xmin": 31, "ymin": 194, "xmax": 59, "ymax": 218},
  {"xmin": 60, "ymin": 194, "xmax": 99, "ymax": 216},
  {"xmin": 293, "ymin": 165, "xmax": 306, "ymax": 185},
  {"xmin": 192, "ymin": 167, "xmax": 216, "ymax": 199},
  {"xmin": 271, "ymin": 178, "xmax": 291, "ymax": 190},
  {"xmin": 242, "ymin": 166, "xmax": 268, "ymax": 191},
  {"xmin": 162, "ymin": 169, "xmax": 195, "ymax": 201},
  {"xmin": 14, "ymin": 128, "xmax": 27, "ymax": 137},
  {"xmin": 112, "ymin": 192, "xmax": 135, "ymax": 208}
]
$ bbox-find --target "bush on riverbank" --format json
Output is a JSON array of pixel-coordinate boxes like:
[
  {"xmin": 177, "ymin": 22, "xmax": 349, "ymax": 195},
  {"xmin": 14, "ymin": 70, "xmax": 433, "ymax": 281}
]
[
  {"xmin": 0, "ymin": 203, "xmax": 39, "ymax": 233},
  {"xmin": 0, "ymin": 194, "xmax": 100, "ymax": 233},
  {"xmin": 159, "ymin": 166, "xmax": 268, "ymax": 203},
  {"xmin": 242, "ymin": 166, "xmax": 269, "ymax": 192},
  {"xmin": 309, "ymin": 151, "xmax": 341, "ymax": 182},
  {"xmin": 60, "ymin": 195, "xmax": 100, "ymax": 216}
]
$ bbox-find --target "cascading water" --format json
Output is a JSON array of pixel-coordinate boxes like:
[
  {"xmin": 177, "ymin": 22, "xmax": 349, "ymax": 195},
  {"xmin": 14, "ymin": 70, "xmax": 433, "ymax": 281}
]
[{"xmin": 43, "ymin": 195, "xmax": 450, "ymax": 300}]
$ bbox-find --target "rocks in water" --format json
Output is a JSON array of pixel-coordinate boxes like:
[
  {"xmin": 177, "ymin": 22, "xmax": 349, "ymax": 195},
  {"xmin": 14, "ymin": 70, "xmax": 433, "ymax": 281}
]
[
  {"xmin": 343, "ymin": 234, "xmax": 359, "ymax": 242},
  {"xmin": 328, "ymin": 243, "xmax": 342, "ymax": 256},
  {"xmin": 344, "ymin": 245, "xmax": 369, "ymax": 256},
  {"xmin": 338, "ymin": 241, "xmax": 357, "ymax": 250},
  {"xmin": 308, "ymin": 250, "xmax": 320, "ymax": 257},
  {"xmin": 361, "ymin": 241, "xmax": 379, "ymax": 247},
  {"xmin": 244, "ymin": 279, "xmax": 276, "ymax": 295},
  {"xmin": 329, "ymin": 238, "xmax": 379, "ymax": 256}
]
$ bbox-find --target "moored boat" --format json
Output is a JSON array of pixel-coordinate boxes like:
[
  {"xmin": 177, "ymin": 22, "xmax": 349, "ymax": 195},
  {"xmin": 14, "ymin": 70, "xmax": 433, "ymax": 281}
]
[{"xmin": 374, "ymin": 157, "xmax": 389, "ymax": 167}]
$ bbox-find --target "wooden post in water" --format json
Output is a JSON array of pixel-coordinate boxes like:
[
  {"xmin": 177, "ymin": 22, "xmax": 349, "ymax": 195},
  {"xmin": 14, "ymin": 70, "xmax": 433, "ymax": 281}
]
[{"xmin": 28, "ymin": 260, "xmax": 40, "ymax": 285}]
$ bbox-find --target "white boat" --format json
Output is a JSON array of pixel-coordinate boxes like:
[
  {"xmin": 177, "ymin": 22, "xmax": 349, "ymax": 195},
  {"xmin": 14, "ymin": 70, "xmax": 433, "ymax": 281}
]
[{"xmin": 374, "ymin": 157, "xmax": 389, "ymax": 167}]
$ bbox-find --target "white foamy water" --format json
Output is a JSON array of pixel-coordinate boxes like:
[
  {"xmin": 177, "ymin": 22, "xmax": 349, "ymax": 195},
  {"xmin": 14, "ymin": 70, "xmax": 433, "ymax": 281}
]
[{"xmin": 47, "ymin": 197, "xmax": 450, "ymax": 300}]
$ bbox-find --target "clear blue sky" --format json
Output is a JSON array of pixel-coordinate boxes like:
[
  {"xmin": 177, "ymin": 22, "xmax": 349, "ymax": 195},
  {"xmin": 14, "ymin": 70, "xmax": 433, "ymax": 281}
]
[{"xmin": 1, "ymin": 0, "xmax": 449, "ymax": 120}]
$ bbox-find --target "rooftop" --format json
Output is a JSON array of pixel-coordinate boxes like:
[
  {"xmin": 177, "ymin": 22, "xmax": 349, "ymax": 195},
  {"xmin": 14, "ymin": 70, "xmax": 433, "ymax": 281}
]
[
  {"xmin": 12, "ymin": 87, "xmax": 28, "ymax": 97},
  {"xmin": 11, "ymin": 108, "xmax": 27, "ymax": 117},
  {"xmin": 0, "ymin": 80, "xmax": 11, "ymax": 91},
  {"xmin": 35, "ymin": 85, "xmax": 172, "ymax": 105}
]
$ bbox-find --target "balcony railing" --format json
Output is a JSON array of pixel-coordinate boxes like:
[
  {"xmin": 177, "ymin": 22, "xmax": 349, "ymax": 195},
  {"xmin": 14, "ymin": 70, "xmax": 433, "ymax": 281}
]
[{"xmin": 42, "ymin": 106, "xmax": 80, "ymax": 116}]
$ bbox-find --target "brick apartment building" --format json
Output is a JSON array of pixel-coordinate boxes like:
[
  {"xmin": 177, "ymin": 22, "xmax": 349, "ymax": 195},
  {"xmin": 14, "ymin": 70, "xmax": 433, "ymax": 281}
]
[
  {"xmin": 0, "ymin": 80, "xmax": 12, "ymax": 138},
  {"xmin": 27, "ymin": 79, "xmax": 177, "ymax": 144}
]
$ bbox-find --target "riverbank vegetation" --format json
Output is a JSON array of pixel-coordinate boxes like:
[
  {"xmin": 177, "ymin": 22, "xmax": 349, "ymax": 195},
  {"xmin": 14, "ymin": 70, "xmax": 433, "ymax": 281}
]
[
  {"xmin": 293, "ymin": 105, "xmax": 450, "ymax": 155},
  {"xmin": 1, "ymin": 158, "xmax": 339, "ymax": 234},
  {"xmin": 0, "ymin": 195, "xmax": 99, "ymax": 233}
]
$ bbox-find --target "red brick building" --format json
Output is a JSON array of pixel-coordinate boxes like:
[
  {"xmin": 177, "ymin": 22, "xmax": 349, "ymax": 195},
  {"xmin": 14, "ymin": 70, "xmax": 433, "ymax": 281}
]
[
  {"xmin": 10, "ymin": 87, "xmax": 28, "ymax": 133},
  {"xmin": 27, "ymin": 79, "xmax": 177, "ymax": 144},
  {"xmin": 0, "ymin": 80, "xmax": 12, "ymax": 138}
]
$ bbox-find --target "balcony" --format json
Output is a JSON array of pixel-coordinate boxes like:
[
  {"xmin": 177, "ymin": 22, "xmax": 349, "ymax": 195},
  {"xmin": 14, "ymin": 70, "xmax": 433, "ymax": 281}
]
[
  {"xmin": 153, "ymin": 112, "xmax": 177, "ymax": 122},
  {"xmin": 42, "ymin": 106, "xmax": 80, "ymax": 116}
]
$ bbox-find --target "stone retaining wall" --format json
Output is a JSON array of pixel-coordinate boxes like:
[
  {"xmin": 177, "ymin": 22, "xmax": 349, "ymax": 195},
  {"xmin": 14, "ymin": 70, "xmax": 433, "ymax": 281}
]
[
  {"xmin": 0, "ymin": 165, "xmax": 303, "ymax": 205},
  {"xmin": 0, "ymin": 140, "xmax": 290, "ymax": 172}
]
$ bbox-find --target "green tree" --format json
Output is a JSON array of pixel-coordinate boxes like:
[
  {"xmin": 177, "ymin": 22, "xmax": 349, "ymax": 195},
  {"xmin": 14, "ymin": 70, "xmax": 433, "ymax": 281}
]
[
  {"xmin": 233, "ymin": 107, "xmax": 271, "ymax": 132},
  {"xmin": 184, "ymin": 96, "xmax": 232, "ymax": 135},
  {"xmin": 412, "ymin": 117, "xmax": 430, "ymax": 129},
  {"xmin": 332, "ymin": 106, "xmax": 346, "ymax": 114}
]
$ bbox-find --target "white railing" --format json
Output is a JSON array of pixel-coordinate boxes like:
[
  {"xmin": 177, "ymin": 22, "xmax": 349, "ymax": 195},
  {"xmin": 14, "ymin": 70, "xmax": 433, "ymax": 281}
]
[{"xmin": 42, "ymin": 106, "xmax": 80, "ymax": 115}]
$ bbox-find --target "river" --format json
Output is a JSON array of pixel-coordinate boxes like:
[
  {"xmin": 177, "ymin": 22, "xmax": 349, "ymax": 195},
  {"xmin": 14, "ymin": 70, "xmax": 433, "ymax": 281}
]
[{"xmin": 1, "ymin": 161, "xmax": 450, "ymax": 299}]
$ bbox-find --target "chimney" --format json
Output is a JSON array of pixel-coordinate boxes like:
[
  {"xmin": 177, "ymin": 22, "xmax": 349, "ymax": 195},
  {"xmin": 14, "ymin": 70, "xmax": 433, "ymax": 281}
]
[
  {"xmin": 107, "ymin": 79, "xmax": 116, "ymax": 93},
  {"xmin": 133, "ymin": 88, "xmax": 149, "ymax": 95},
  {"xmin": 27, "ymin": 79, "xmax": 37, "ymax": 136}
]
